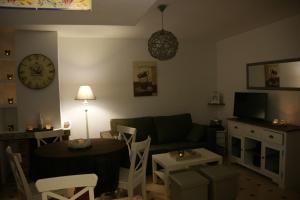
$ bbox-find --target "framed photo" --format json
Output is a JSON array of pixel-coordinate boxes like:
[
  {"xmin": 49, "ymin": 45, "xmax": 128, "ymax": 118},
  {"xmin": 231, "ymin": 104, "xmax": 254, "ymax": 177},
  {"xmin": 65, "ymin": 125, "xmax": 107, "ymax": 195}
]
[
  {"xmin": 133, "ymin": 61, "xmax": 157, "ymax": 97},
  {"xmin": 265, "ymin": 64, "xmax": 280, "ymax": 87},
  {"xmin": 0, "ymin": 0, "xmax": 91, "ymax": 10}
]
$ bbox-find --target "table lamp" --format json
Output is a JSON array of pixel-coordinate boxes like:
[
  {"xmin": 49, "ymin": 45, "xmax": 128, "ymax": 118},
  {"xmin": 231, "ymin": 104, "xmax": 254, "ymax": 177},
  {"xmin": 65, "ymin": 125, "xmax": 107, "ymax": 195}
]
[{"xmin": 69, "ymin": 85, "xmax": 96, "ymax": 149}]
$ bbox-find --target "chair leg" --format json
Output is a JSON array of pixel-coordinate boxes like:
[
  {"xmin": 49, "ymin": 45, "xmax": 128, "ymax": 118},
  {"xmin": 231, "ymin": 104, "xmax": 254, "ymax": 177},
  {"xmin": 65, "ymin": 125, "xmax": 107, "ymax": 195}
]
[
  {"xmin": 128, "ymin": 187, "xmax": 134, "ymax": 198},
  {"xmin": 142, "ymin": 180, "xmax": 147, "ymax": 200}
]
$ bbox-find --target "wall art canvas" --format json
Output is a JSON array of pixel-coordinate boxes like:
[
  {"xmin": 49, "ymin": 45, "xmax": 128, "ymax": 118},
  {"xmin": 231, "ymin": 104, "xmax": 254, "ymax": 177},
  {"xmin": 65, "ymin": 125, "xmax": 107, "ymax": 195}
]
[
  {"xmin": 265, "ymin": 64, "xmax": 280, "ymax": 87},
  {"xmin": 0, "ymin": 0, "xmax": 91, "ymax": 10},
  {"xmin": 133, "ymin": 61, "xmax": 157, "ymax": 97}
]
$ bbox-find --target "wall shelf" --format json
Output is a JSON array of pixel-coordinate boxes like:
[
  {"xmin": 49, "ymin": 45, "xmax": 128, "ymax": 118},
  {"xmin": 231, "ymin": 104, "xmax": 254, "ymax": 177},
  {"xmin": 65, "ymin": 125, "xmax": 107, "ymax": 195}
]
[
  {"xmin": 0, "ymin": 104, "xmax": 17, "ymax": 108},
  {"xmin": 208, "ymin": 103, "xmax": 225, "ymax": 106},
  {"xmin": 0, "ymin": 80, "xmax": 16, "ymax": 84},
  {"xmin": 0, "ymin": 31, "xmax": 18, "ymax": 132}
]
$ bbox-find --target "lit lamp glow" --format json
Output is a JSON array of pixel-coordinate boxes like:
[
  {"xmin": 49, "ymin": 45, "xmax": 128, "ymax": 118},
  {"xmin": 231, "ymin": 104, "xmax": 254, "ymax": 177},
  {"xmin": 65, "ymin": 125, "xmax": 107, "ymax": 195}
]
[{"xmin": 70, "ymin": 85, "xmax": 96, "ymax": 149}]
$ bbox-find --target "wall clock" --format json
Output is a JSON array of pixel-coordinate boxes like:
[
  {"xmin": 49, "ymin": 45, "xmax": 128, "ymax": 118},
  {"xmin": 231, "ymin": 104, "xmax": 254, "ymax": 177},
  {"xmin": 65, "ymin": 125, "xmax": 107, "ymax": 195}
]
[{"xmin": 18, "ymin": 54, "xmax": 55, "ymax": 89}]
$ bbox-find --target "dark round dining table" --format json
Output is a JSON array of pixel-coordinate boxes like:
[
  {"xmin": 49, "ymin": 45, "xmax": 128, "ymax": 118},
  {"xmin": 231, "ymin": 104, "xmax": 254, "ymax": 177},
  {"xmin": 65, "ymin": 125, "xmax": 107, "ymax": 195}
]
[{"xmin": 33, "ymin": 138, "xmax": 128, "ymax": 196}]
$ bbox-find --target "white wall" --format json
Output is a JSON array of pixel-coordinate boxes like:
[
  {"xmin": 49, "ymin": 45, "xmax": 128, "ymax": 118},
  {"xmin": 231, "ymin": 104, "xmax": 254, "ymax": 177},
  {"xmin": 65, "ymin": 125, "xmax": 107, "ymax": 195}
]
[
  {"xmin": 15, "ymin": 31, "xmax": 61, "ymax": 130},
  {"xmin": 58, "ymin": 38, "xmax": 217, "ymax": 139},
  {"xmin": 217, "ymin": 14, "xmax": 300, "ymax": 125}
]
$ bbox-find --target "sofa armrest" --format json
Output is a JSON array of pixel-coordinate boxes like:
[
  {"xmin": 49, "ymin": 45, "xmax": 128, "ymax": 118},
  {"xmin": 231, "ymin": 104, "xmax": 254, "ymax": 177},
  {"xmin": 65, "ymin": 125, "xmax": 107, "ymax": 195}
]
[{"xmin": 191, "ymin": 123, "xmax": 217, "ymax": 151}]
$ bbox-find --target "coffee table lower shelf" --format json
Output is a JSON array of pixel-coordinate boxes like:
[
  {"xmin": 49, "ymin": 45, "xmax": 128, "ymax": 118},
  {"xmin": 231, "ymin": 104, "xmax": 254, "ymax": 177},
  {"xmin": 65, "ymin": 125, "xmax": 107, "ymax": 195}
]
[{"xmin": 152, "ymin": 148, "xmax": 223, "ymax": 199}]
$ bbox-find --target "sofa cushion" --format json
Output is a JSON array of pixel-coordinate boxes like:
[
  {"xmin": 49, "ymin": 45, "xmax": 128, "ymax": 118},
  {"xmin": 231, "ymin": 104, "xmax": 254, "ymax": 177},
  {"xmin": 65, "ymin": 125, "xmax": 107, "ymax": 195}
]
[
  {"xmin": 186, "ymin": 123, "xmax": 207, "ymax": 142},
  {"xmin": 110, "ymin": 117, "xmax": 156, "ymax": 142},
  {"xmin": 153, "ymin": 113, "xmax": 192, "ymax": 144}
]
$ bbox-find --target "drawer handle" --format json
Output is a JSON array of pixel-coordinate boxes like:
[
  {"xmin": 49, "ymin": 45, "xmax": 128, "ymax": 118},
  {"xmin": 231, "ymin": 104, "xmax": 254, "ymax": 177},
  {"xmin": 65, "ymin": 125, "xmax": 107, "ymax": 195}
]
[
  {"xmin": 234, "ymin": 126, "xmax": 238, "ymax": 129},
  {"xmin": 250, "ymin": 130, "xmax": 255, "ymax": 133},
  {"xmin": 269, "ymin": 135, "xmax": 274, "ymax": 139}
]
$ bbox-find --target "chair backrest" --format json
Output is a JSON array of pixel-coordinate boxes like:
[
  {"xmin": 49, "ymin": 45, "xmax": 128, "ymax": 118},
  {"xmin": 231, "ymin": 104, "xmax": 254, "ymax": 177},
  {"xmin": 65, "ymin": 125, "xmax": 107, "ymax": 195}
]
[
  {"xmin": 35, "ymin": 174, "xmax": 98, "ymax": 200},
  {"xmin": 34, "ymin": 129, "xmax": 64, "ymax": 147},
  {"xmin": 117, "ymin": 125, "xmax": 137, "ymax": 158},
  {"xmin": 128, "ymin": 137, "xmax": 151, "ymax": 183},
  {"xmin": 6, "ymin": 146, "xmax": 32, "ymax": 200}
]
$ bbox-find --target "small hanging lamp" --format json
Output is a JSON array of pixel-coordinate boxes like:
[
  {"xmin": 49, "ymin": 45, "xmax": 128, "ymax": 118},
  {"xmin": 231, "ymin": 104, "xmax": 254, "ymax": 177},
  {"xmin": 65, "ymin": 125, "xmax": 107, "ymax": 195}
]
[{"xmin": 148, "ymin": 4, "xmax": 179, "ymax": 61}]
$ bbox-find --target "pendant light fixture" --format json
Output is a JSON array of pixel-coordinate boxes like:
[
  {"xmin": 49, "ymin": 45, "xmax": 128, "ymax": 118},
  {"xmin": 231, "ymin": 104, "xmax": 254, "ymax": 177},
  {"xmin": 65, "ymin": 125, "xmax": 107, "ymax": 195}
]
[{"xmin": 148, "ymin": 4, "xmax": 179, "ymax": 61}]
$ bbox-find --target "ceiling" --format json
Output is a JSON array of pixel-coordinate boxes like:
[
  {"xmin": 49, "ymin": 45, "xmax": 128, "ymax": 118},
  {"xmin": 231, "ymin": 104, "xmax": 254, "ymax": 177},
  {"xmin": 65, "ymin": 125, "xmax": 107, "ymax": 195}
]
[{"xmin": 1, "ymin": 0, "xmax": 300, "ymax": 41}]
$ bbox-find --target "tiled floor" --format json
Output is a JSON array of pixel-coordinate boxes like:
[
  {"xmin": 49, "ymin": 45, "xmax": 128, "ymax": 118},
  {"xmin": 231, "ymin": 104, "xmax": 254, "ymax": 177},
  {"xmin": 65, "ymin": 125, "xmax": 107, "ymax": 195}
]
[{"xmin": 1, "ymin": 164, "xmax": 300, "ymax": 200}]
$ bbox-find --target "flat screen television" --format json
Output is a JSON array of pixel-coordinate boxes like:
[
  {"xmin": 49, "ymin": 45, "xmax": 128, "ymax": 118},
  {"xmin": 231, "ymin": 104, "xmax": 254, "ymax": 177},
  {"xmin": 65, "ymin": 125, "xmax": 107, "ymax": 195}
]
[{"xmin": 233, "ymin": 92, "xmax": 268, "ymax": 120}]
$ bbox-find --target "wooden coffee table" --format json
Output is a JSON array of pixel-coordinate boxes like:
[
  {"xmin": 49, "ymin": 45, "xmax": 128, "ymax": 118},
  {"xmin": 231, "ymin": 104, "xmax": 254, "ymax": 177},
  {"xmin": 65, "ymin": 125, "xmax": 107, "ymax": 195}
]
[{"xmin": 152, "ymin": 148, "xmax": 222, "ymax": 196}]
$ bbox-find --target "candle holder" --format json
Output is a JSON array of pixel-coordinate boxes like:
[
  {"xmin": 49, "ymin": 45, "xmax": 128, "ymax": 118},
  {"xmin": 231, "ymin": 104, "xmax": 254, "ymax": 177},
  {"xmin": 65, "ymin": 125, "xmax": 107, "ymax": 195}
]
[
  {"xmin": 8, "ymin": 98, "xmax": 14, "ymax": 104},
  {"xmin": 45, "ymin": 124, "xmax": 52, "ymax": 130},
  {"xmin": 178, "ymin": 150, "xmax": 185, "ymax": 158},
  {"xmin": 7, "ymin": 74, "xmax": 13, "ymax": 80},
  {"xmin": 272, "ymin": 119, "xmax": 279, "ymax": 125},
  {"xmin": 8, "ymin": 124, "xmax": 14, "ymax": 131},
  {"xmin": 26, "ymin": 125, "xmax": 34, "ymax": 132},
  {"xmin": 4, "ymin": 50, "xmax": 11, "ymax": 56}
]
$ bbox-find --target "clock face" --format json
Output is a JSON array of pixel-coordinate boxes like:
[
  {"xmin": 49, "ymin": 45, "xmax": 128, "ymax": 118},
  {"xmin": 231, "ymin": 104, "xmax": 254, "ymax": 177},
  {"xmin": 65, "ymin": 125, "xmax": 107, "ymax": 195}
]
[{"xmin": 18, "ymin": 54, "xmax": 55, "ymax": 89}]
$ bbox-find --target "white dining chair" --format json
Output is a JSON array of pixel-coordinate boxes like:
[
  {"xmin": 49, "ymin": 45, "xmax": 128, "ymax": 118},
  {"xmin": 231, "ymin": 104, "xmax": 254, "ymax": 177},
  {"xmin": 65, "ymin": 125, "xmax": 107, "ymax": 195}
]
[
  {"xmin": 6, "ymin": 146, "xmax": 41, "ymax": 200},
  {"xmin": 34, "ymin": 129, "xmax": 64, "ymax": 147},
  {"xmin": 118, "ymin": 136, "xmax": 151, "ymax": 199},
  {"xmin": 35, "ymin": 173, "xmax": 98, "ymax": 200},
  {"xmin": 117, "ymin": 125, "xmax": 137, "ymax": 159}
]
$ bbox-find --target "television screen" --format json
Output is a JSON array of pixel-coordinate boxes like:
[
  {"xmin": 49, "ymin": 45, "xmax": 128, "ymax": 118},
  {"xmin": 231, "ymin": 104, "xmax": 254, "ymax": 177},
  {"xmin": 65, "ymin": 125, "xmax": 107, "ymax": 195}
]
[{"xmin": 233, "ymin": 92, "xmax": 267, "ymax": 120}]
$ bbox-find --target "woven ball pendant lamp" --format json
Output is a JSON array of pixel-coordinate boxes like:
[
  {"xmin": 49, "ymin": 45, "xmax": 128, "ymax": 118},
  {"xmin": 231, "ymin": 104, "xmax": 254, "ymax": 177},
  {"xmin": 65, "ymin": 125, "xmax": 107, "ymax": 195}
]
[{"xmin": 148, "ymin": 4, "xmax": 179, "ymax": 61}]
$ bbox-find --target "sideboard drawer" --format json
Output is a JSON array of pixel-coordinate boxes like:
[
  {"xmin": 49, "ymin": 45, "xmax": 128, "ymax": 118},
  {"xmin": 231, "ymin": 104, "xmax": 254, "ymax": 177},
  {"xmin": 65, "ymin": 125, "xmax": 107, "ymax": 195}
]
[
  {"xmin": 228, "ymin": 121, "xmax": 244, "ymax": 136},
  {"xmin": 262, "ymin": 130, "xmax": 283, "ymax": 145}
]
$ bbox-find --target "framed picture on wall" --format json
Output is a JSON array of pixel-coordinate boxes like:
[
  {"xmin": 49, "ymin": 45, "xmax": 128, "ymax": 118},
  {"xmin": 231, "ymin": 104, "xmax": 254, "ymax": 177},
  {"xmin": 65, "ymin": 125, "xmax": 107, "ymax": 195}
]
[
  {"xmin": 0, "ymin": 0, "xmax": 91, "ymax": 10},
  {"xmin": 133, "ymin": 61, "xmax": 157, "ymax": 97}
]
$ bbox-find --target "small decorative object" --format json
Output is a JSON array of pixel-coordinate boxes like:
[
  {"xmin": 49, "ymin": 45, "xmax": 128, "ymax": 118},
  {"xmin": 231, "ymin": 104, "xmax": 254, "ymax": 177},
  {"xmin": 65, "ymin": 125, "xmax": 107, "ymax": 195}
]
[
  {"xmin": 210, "ymin": 91, "xmax": 221, "ymax": 104},
  {"xmin": 4, "ymin": 50, "xmax": 11, "ymax": 56},
  {"xmin": 26, "ymin": 125, "xmax": 34, "ymax": 132},
  {"xmin": 44, "ymin": 119, "xmax": 52, "ymax": 130},
  {"xmin": 178, "ymin": 150, "xmax": 184, "ymax": 158},
  {"xmin": 272, "ymin": 119, "xmax": 279, "ymax": 125},
  {"xmin": 279, "ymin": 119, "xmax": 287, "ymax": 126},
  {"xmin": 38, "ymin": 113, "xmax": 44, "ymax": 129},
  {"xmin": 18, "ymin": 54, "xmax": 55, "ymax": 89},
  {"xmin": 64, "ymin": 121, "xmax": 71, "ymax": 129},
  {"xmin": 8, "ymin": 124, "xmax": 14, "ymax": 131},
  {"xmin": 8, "ymin": 98, "xmax": 13, "ymax": 104},
  {"xmin": 169, "ymin": 149, "xmax": 201, "ymax": 161},
  {"xmin": 210, "ymin": 119, "xmax": 222, "ymax": 127},
  {"xmin": 68, "ymin": 138, "xmax": 92, "ymax": 149},
  {"xmin": 272, "ymin": 119, "xmax": 287, "ymax": 126},
  {"xmin": 7, "ymin": 73, "xmax": 13, "ymax": 80},
  {"xmin": 0, "ymin": 0, "xmax": 91, "ymax": 10},
  {"xmin": 69, "ymin": 85, "xmax": 96, "ymax": 149},
  {"xmin": 148, "ymin": 4, "xmax": 179, "ymax": 61},
  {"xmin": 45, "ymin": 124, "xmax": 52, "ymax": 130},
  {"xmin": 133, "ymin": 61, "xmax": 157, "ymax": 97}
]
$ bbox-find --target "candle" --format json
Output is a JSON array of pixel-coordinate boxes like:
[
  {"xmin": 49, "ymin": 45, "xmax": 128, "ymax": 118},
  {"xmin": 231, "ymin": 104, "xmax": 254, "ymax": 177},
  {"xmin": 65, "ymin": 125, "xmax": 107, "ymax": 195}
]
[
  {"xmin": 272, "ymin": 119, "xmax": 279, "ymax": 125},
  {"xmin": 4, "ymin": 50, "xmax": 11, "ymax": 56},
  {"xmin": 7, "ymin": 74, "xmax": 13, "ymax": 80},
  {"xmin": 8, "ymin": 98, "xmax": 13, "ymax": 104},
  {"xmin": 26, "ymin": 125, "xmax": 33, "ymax": 131},
  {"xmin": 45, "ymin": 124, "xmax": 52, "ymax": 130}
]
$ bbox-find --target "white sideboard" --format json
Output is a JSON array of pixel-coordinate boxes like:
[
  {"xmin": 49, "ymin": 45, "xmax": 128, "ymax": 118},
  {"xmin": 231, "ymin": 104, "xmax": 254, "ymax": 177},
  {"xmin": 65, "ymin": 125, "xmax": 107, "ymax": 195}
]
[{"xmin": 228, "ymin": 118, "xmax": 300, "ymax": 192}]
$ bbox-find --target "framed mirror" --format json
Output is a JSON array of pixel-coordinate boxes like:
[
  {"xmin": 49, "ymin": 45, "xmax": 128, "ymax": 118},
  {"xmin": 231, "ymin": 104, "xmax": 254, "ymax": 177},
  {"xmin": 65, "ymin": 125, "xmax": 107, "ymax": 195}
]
[{"xmin": 247, "ymin": 58, "xmax": 300, "ymax": 90}]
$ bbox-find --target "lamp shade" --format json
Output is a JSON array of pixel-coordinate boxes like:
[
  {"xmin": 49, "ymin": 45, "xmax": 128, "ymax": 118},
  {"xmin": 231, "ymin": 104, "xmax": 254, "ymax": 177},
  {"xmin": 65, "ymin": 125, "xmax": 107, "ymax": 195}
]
[{"xmin": 75, "ymin": 85, "xmax": 96, "ymax": 100}]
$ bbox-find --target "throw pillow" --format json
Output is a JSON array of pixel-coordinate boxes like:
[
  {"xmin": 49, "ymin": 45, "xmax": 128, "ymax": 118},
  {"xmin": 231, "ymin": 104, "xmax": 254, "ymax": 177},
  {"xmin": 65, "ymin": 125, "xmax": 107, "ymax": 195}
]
[
  {"xmin": 186, "ymin": 124, "xmax": 206, "ymax": 142},
  {"xmin": 154, "ymin": 113, "xmax": 192, "ymax": 144}
]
